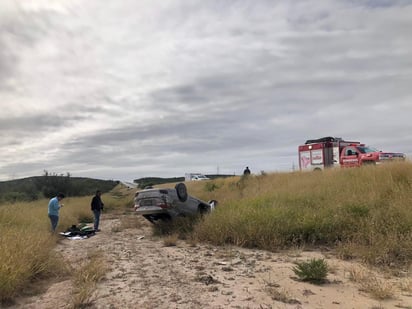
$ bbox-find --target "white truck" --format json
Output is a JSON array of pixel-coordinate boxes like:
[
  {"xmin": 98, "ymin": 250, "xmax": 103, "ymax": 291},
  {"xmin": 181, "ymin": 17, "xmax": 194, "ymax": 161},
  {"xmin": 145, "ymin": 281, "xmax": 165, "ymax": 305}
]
[{"xmin": 185, "ymin": 173, "xmax": 210, "ymax": 181}]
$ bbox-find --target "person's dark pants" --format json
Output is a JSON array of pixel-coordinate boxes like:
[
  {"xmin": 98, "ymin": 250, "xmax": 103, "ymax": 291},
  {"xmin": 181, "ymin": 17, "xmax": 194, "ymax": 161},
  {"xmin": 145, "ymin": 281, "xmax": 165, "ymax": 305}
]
[
  {"xmin": 93, "ymin": 210, "xmax": 101, "ymax": 230},
  {"xmin": 48, "ymin": 215, "xmax": 59, "ymax": 232}
]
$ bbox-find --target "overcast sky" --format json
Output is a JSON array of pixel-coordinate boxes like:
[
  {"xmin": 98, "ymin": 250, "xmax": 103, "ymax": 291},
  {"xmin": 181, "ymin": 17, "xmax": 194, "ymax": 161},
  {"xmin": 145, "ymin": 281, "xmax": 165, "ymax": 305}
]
[{"xmin": 1, "ymin": 0, "xmax": 411, "ymax": 182}]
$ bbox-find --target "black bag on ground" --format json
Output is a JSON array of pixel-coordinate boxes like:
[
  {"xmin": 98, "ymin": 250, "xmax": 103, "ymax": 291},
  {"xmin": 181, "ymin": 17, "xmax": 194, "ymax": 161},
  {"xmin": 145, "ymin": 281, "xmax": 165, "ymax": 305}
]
[{"xmin": 61, "ymin": 224, "xmax": 96, "ymax": 237}]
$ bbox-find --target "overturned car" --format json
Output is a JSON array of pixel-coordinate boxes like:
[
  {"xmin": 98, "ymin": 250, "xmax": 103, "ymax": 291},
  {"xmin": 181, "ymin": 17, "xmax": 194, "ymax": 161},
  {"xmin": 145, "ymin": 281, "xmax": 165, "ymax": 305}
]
[{"xmin": 134, "ymin": 183, "xmax": 217, "ymax": 223}]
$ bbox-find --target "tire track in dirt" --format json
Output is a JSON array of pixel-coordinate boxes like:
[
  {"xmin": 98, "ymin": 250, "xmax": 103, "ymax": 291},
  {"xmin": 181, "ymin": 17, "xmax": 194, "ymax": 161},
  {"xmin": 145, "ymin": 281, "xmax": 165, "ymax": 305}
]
[
  {"xmin": 9, "ymin": 213, "xmax": 412, "ymax": 309},
  {"xmin": 85, "ymin": 215, "xmax": 274, "ymax": 308}
]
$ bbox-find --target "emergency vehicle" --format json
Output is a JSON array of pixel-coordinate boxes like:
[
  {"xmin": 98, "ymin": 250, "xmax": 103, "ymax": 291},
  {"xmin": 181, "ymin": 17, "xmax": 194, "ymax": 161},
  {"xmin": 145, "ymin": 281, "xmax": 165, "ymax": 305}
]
[{"xmin": 298, "ymin": 137, "xmax": 406, "ymax": 171}]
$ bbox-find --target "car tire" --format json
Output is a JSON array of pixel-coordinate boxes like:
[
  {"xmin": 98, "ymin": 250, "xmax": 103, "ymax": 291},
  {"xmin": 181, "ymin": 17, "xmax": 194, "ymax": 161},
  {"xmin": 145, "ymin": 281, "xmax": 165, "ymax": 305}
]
[{"xmin": 175, "ymin": 183, "xmax": 188, "ymax": 202}]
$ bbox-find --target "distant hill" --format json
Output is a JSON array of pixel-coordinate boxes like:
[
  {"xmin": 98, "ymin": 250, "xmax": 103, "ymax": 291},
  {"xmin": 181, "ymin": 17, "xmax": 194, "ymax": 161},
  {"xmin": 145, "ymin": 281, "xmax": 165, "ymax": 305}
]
[
  {"xmin": 134, "ymin": 174, "xmax": 234, "ymax": 189},
  {"xmin": 0, "ymin": 175, "xmax": 119, "ymax": 203},
  {"xmin": 133, "ymin": 177, "xmax": 185, "ymax": 188}
]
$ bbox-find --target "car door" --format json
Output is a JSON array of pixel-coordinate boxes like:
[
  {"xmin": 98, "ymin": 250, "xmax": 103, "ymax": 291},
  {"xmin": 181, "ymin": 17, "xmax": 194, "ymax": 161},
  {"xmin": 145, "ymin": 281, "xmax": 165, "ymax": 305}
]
[{"xmin": 341, "ymin": 146, "xmax": 360, "ymax": 167}]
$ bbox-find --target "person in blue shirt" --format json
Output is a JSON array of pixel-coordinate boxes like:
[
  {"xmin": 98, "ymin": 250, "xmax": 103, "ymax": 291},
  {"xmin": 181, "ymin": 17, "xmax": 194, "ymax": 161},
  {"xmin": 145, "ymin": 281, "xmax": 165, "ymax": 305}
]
[{"xmin": 48, "ymin": 193, "xmax": 65, "ymax": 232}]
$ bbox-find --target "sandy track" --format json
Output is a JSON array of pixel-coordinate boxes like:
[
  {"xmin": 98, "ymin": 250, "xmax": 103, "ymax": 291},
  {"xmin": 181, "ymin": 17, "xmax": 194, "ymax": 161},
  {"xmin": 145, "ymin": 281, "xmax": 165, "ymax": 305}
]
[{"xmin": 10, "ymin": 212, "xmax": 412, "ymax": 309}]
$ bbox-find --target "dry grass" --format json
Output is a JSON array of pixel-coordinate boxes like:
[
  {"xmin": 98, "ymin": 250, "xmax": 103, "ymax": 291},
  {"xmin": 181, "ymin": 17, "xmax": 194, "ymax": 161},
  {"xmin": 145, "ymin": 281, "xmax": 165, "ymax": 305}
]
[
  {"xmin": 399, "ymin": 278, "xmax": 412, "ymax": 293},
  {"xmin": 112, "ymin": 215, "xmax": 146, "ymax": 232},
  {"xmin": 347, "ymin": 265, "xmax": 395, "ymax": 300},
  {"xmin": 360, "ymin": 277, "xmax": 395, "ymax": 300},
  {"xmin": 194, "ymin": 162, "xmax": 412, "ymax": 270},
  {"xmin": 0, "ymin": 203, "xmax": 69, "ymax": 303},
  {"xmin": 0, "ymin": 186, "xmax": 133, "ymax": 304},
  {"xmin": 70, "ymin": 250, "xmax": 108, "ymax": 308},
  {"xmin": 163, "ymin": 234, "xmax": 179, "ymax": 247},
  {"xmin": 185, "ymin": 235, "xmax": 199, "ymax": 247},
  {"xmin": 262, "ymin": 279, "xmax": 300, "ymax": 305}
]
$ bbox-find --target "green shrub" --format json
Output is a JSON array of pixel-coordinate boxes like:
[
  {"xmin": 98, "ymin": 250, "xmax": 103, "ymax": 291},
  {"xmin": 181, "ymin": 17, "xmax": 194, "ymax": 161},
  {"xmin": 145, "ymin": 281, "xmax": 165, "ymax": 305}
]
[{"xmin": 292, "ymin": 258, "xmax": 329, "ymax": 284}]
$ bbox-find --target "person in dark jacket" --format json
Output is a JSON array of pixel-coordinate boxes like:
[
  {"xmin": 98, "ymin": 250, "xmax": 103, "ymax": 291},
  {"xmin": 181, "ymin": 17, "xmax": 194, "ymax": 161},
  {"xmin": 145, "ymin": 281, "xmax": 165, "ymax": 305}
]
[
  {"xmin": 91, "ymin": 190, "xmax": 104, "ymax": 231},
  {"xmin": 243, "ymin": 166, "xmax": 251, "ymax": 175}
]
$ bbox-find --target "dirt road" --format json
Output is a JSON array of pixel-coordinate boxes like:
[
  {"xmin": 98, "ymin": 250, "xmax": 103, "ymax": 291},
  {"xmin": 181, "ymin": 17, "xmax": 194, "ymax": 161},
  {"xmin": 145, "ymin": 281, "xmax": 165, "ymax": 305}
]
[{"xmin": 10, "ymin": 212, "xmax": 412, "ymax": 309}]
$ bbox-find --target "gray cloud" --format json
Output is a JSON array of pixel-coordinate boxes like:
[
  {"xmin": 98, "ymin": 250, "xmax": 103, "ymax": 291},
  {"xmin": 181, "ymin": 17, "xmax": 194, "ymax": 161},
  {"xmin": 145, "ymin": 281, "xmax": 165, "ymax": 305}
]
[{"xmin": 0, "ymin": 0, "xmax": 411, "ymax": 181}]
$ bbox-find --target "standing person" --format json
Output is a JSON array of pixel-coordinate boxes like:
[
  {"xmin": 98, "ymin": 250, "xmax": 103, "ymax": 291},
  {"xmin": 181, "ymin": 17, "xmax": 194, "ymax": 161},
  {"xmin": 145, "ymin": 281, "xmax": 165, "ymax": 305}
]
[
  {"xmin": 243, "ymin": 166, "xmax": 251, "ymax": 175},
  {"xmin": 91, "ymin": 190, "xmax": 104, "ymax": 232},
  {"xmin": 48, "ymin": 193, "xmax": 65, "ymax": 232}
]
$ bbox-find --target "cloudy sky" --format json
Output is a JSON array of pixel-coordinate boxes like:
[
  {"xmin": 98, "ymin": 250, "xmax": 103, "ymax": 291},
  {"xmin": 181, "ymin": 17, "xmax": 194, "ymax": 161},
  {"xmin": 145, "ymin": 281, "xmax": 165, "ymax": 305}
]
[{"xmin": 0, "ymin": 0, "xmax": 411, "ymax": 182}]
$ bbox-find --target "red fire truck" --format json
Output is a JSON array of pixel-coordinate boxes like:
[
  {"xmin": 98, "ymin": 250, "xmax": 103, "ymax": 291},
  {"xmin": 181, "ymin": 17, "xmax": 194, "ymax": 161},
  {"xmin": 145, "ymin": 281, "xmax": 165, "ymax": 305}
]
[{"xmin": 298, "ymin": 137, "xmax": 406, "ymax": 171}]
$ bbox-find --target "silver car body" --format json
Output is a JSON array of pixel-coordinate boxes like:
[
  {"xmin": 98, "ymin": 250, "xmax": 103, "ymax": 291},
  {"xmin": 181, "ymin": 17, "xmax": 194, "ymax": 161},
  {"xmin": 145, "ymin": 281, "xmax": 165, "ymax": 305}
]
[{"xmin": 134, "ymin": 183, "xmax": 216, "ymax": 223}]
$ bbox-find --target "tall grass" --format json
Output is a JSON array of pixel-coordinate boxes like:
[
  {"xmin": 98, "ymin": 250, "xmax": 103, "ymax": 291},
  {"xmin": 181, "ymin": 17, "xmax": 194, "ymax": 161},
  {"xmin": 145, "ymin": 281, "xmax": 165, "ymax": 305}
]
[
  {"xmin": 0, "ymin": 185, "xmax": 130, "ymax": 304},
  {"xmin": 0, "ymin": 201, "xmax": 67, "ymax": 303},
  {"xmin": 193, "ymin": 162, "xmax": 412, "ymax": 269},
  {"xmin": 2, "ymin": 164, "xmax": 412, "ymax": 303}
]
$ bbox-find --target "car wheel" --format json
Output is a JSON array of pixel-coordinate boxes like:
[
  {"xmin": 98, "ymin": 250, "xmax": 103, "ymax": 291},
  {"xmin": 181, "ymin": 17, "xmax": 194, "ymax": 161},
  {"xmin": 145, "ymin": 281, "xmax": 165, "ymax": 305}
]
[{"xmin": 175, "ymin": 183, "xmax": 188, "ymax": 202}]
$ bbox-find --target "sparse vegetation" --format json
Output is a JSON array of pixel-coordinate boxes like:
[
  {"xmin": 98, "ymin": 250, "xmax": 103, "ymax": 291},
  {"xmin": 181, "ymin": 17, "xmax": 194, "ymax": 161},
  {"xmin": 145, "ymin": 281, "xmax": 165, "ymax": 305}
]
[
  {"xmin": 70, "ymin": 250, "xmax": 108, "ymax": 308},
  {"xmin": 359, "ymin": 276, "xmax": 395, "ymax": 300},
  {"xmin": 399, "ymin": 278, "xmax": 412, "ymax": 293},
  {"xmin": 112, "ymin": 216, "xmax": 145, "ymax": 232},
  {"xmin": 262, "ymin": 276, "xmax": 301, "ymax": 304},
  {"xmin": 347, "ymin": 265, "xmax": 395, "ymax": 300},
  {"xmin": 265, "ymin": 286, "xmax": 300, "ymax": 304}
]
